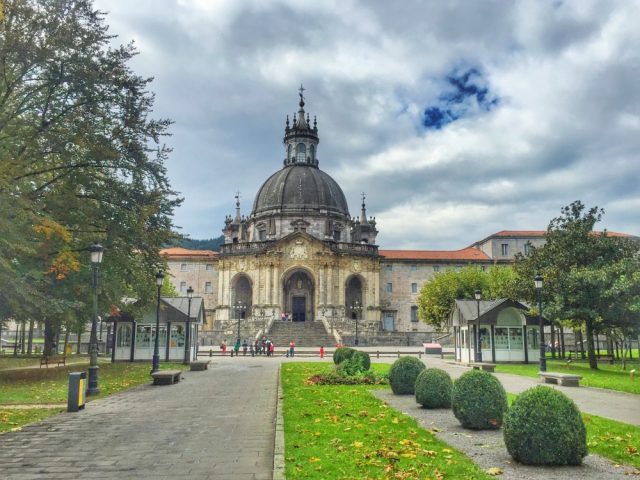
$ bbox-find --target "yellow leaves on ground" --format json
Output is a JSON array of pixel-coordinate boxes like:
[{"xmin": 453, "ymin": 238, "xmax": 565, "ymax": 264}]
[{"xmin": 486, "ymin": 466, "xmax": 504, "ymax": 475}]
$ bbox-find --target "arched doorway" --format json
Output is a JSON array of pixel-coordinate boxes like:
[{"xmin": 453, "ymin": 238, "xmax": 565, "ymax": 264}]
[
  {"xmin": 231, "ymin": 274, "xmax": 253, "ymax": 319},
  {"xmin": 283, "ymin": 270, "xmax": 315, "ymax": 322},
  {"xmin": 345, "ymin": 275, "xmax": 364, "ymax": 319}
]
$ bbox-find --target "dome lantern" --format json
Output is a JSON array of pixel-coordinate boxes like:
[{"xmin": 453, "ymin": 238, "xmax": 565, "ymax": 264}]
[{"xmin": 283, "ymin": 85, "xmax": 319, "ymax": 167}]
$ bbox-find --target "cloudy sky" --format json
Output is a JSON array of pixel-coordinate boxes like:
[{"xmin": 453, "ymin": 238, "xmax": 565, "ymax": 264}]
[{"xmin": 95, "ymin": 0, "xmax": 640, "ymax": 249}]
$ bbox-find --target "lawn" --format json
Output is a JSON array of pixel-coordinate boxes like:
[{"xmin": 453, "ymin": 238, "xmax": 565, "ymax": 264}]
[
  {"xmin": 495, "ymin": 360, "xmax": 640, "ymax": 394},
  {"xmin": 0, "ymin": 354, "xmax": 93, "ymax": 371},
  {"xmin": 0, "ymin": 361, "xmax": 184, "ymax": 404},
  {"xmin": 282, "ymin": 362, "xmax": 492, "ymax": 479},
  {"xmin": 0, "ymin": 408, "xmax": 65, "ymax": 434}
]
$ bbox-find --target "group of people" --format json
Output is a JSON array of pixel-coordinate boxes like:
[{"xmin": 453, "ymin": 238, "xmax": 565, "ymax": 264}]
[{"xmin": 218, "ymin": 340, "xmax": 326, "ymax": 358}]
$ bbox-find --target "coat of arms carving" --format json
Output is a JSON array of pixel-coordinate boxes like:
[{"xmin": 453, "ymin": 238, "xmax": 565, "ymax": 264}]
[{"xmin": 290, "ymin": 240, "xmax": 308, "ymax": 260}]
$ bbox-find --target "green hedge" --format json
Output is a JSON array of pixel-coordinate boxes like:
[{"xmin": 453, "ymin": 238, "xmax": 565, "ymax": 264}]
[
  {"xmin": 388, "ymin": 356, "xmax": 426, "ymax": 395},
  {"xmin": 452, "ymin": 370, "xmax": 507, "ymax": 429},
  {"xmin": 504, "ymin": 386, "xmax": 587, "ymax": 465},
  {"xmin": 415, "ymin": 368, "xmax": 453, "ymax": 409},
  {"xmin": 333, "ymin": 347, "xmax": 356, "ymax": 365}
]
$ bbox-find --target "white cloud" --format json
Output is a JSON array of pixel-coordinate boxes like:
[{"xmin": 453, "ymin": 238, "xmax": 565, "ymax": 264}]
[{"xmin": 95, "ymin": 0, "xmax": 640, "ymax": 248}]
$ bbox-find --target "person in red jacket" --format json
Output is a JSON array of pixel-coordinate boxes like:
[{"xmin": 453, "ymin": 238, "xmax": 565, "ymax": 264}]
[{"xmin": 319, "ymin": 345, "xmax": 324, "ymax": 359}]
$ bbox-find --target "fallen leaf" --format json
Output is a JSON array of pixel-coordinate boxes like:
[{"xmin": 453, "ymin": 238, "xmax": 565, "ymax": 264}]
[{"xmin": 486, "ymin": 467, "xmax": 503, "ymax": 476}]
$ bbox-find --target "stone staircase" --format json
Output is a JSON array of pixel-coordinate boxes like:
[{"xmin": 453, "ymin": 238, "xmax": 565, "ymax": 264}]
[{"xmin": 265, "ymin": 321, "xmax": 335, "ymax": 348}]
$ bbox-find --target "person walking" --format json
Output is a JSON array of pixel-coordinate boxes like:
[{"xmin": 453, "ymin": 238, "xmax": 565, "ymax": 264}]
[
  {"xmin": 269, "ymin": 340, "xmax": 275, "ymax": 357},
  {"xmin": 289, "ymin": 340, "xmax": 295, "ymax": 358},
  {"xmin": 319, "ymin": 345, "xmax": 324, "ymax": 359},
  {"xmin": 234, "ymin": 339, "xmax": 241, "ymax": 356},
  {"xmin": 220, "ymin": 341, "xmax": 227, "ymax": 356},
  {"xmin": 242, "ymin": 340, "xmax": 248, "ymax": 356}
]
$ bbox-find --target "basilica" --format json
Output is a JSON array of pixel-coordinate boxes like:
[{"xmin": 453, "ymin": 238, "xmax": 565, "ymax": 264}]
[{"xmin": 162, "ymin": 90, "xmax": 547, "ymax": 346}]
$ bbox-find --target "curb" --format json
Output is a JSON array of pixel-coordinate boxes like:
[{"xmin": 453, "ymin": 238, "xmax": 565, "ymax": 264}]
[{"xmin": 273, "ymin": 364, "xmax": 286, "ymax": 479}]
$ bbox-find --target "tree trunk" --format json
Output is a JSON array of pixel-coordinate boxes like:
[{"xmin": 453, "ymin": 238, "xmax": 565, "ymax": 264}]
[
  {"xmin": 559, "ymin": 326, "xmax": 565, "ymax": 358},
  {"xmin": 550, "ymin": 323, "xmax": 556, "ymax": 359},
  {"xmin": 585, "ymin": 319, "xmax": 598, "ymax": 369},
  {"xmin": 27, "ymin": 319, "xmax": 34, "ymax": 354},
  {"xmin": 20, "ymin": 320, "xmax": 26, "ymax": 353},
  {"xmin": 578, "ymin": 330, "xmax": 586, "ymax": 359},
  {"xmin": 43, "ymin": 319, "xmax": 55, "ymax": 356},
  {"xmin": 63, "ymin": 328, "xmax": 70, "ymax": 356},
  {"xmin": 76, "ymin": 331, "xmax": 82, "ymax": 354}
]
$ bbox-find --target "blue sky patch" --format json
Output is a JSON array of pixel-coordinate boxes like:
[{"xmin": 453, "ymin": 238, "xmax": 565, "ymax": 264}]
[{"xmin": 422, "ymin": 66, "xmax": 499, "ymax": 130}]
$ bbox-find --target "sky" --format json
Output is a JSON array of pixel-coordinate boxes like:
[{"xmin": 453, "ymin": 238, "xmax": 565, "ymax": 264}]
[{"xmin": 94, "ymin": 0, "xmax": 640, "ymax": 249}]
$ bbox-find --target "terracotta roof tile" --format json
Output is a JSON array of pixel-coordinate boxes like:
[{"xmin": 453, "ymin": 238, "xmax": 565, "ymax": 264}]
[
  {"xmin": 160, "ymin": 247, "xmax": 218, "ymax": 258},
  {"xmin": 379, "ymin": 247, "xmax": 489, "ymax": 261}
]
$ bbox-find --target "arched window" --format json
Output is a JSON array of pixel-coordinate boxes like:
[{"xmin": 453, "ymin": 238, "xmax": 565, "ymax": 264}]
[
  {"xmin": 287, "ymin": 144, "xmax": 291, "ymax": 161},
  {"xmin": 296, "ymin": 143, "xmax": 306, "ymax": 163},
  {"xmin": 310, "ymin": 145, "xmax": 315, "ymax": 161}
]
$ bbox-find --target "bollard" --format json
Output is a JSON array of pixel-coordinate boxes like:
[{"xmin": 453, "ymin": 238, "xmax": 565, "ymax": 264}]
[
  {"xmin": 209, "ymin": 350, "xmax": 212, "ymax": 357},
  {"xmin": 631, "ymin": 369, "xmax": 636, "ymax": 382},
  {"xmin": 67, "ymin": 372, "xmax": 87, "ymax": 412},
  {"xmin": 376, "ymin": 350, "xmax": 379, "ymax": 359},
  {"xmin": 419, "ymin": 351, "xmax": 422, "ymax": 359},
  {"xmin": 397, "ymin": 351, "xmax": 400, "ymax": 358}
]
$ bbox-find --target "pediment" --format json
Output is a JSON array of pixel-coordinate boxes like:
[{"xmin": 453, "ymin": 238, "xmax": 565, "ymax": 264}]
[{"xmin": 267, "ymin": 231, "xmax": 333, "ymax": 259}]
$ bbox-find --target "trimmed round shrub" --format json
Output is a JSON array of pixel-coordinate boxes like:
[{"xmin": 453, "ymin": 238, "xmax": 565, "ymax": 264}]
[
  {"xmin": 388, "ymin": 356, "xmax": 426, "ymax": 395},
  {"xmin": 415, "ymin": 368, "xmax": 453, "ymax": 408},
  {"xmin": 452, "ymin": 370, "xmax": 507, "ymax": 429},
  {"xmin": 504, "ymin": 386, "xmax": 587, "ymax": 465},
  {"xmin": 351, "ymin": 350, "xmax": 371, "ymax": 371},
  {"xmin": 333, "ymin": 347, "xmax": 356, "ymax": 365}
]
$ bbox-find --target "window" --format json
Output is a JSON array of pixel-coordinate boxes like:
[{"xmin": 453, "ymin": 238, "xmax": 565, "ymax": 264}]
[
  {"xmin": 205, "ymin": 263, "xmax": 213, "ymax": 271},
  {"xmin": 296, "ymin": 143, "xmax": 306, "ymax": 162},
  {"xmin": 385, "ymin": 264, "xmax": 392, "ymax": 271},
  {"xmin": 495, "ymin": 327, "xmax": 524, "ymax": 350},
  {"xmin": 259, "ymin": 230, "xmax": 266, "ymax": 241},
  {"xmin": 411, "ymin": 283, "xmax": 418, "ymax": 294},
  {"xmin": 433, "ymin": 265, "xmax": 440, "ymax": 272},
  {"xmin": 180, "ymin": 281, "xmax": 187, "ymax": 293},
  {"xmin": 205, "ymin": 281, "xmax": 213, "ymax": 293},
  {"xmin": 180, "ymin": 263, "xmax": 187, "ymax": 271},
  {"xmin": 480, "ymin": 265, "xmax": 486, "ymax": 272},
  {"xmin": 310, "ymin": 144, "xmax": 315, "ymax": 160},
  {"xmin": 410, "ymin": 306, "xmax": 418, "ymax": 322},
  {"xmin": 287, "ymin": 144, "xmax": 291, "ymax": 160},
  {"xmin": 501, "ymin": 243, "xmax": 509, "ymax": 256},
  {"xmin": 333, "ymin": 230, "xmax": 341, "ymax": 241},
  {"xmin": 410, "ymin": 265, "xmax": 417, "ymax": 271},
  {"xmin": 385, "ymin": 283, "xmax": 393, "ymax": 293},
  {"xmin": 524, "ymin": 244, "xmax": 531, "ymax": 255}
]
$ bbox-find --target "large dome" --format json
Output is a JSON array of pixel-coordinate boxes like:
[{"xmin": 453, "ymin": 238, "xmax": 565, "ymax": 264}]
[{"xmin": 252, "ymin": 164, "xmax": 350, "ymax": 217}]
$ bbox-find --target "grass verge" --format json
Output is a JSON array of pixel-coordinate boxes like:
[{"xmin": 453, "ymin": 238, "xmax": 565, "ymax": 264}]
[
  {"xmin": 0, "ymin": 408, "xmax": 65, "ymax": 434},
  {"xmin": 282, "ymin": 362, "xmax": 491, "ymax": 479},
  {"xmin": 495, "ymin": 360, "xmax": 640, "ymax": 394},
  {"xmin": 0, "ymin": 361, "xmax": 184, "ymax": 404}
]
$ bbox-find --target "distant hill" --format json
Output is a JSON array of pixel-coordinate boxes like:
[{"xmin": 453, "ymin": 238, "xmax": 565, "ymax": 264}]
[{"xmin": 168, "ymin": 236, "xmax": 225, "ymax": 251}]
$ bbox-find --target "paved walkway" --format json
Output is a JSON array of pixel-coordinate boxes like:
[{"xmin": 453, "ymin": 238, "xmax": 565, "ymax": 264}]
[{"xmin": 0, "ymin": 359, "xmax": 279, "ymax": 480}]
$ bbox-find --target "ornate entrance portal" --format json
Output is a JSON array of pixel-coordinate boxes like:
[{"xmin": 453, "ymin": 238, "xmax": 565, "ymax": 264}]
[{"xmin": 284, "ymin": 270, "xmax": 314, "ymax": 322}]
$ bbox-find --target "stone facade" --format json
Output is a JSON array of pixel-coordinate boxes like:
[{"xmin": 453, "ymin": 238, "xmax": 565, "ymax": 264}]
[{"xmin": 160, "ymin": 92, "xmax": 559, "ymax": 346}]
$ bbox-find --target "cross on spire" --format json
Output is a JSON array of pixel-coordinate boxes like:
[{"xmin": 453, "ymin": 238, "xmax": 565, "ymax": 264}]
[{"xmin": 298, "ymin": 84, "xmax": 305, "ymax": 100}]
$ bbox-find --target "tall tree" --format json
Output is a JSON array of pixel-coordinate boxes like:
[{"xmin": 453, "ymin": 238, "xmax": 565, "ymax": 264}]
[
  {"xmin": 0, "ymin": 0, "xmax": 181, "ymax": 354},
  {"xmin": 513, "ymin": 201, "xmax": 639, "ymax": 369}
]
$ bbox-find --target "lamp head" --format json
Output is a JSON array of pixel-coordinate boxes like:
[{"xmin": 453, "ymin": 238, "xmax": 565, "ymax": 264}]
[
  {"xmin": 155, "ymin": 270, "xmax": 165, "ymax": 287},
  {"xmin": 187, "ymin": 286, "xmax": 194, "ymax": 298},
  {"xmin": 89, "ymin": 242, "xmax": 104, "ymax": 264},
  {"xmin": 534, "ymin": 273, "xmax": 543, "ymax": 290},
  {"xmin": 474, "ymin": 289, "xmax": 481, "ymax": 301}
]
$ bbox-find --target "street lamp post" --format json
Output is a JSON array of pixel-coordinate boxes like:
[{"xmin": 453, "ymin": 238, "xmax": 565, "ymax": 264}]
[
  {"xmin": 151, "ymin": 270, "xmax": 164, "ymax": 373},
  {"xmin": 350, "ymin": 301, "xmax": 363, "ymax": 346},
  {"xmin": 184, "ymin": 286, "xmax": 194, "ymax": 365},
  {"xmin": 535, "ymin": 274, "xmax": 546, "ymax": 372},
  {"xmin": 87, "ymin": 242, "xmax": 104, "ymax": 395},
  {"xmin": 234, "ymin": 302, "xmax": 246, "ymax": 344},
  {"xmin": 474, "ymin": 290, "xmax": 482, "ymax": 363}
]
